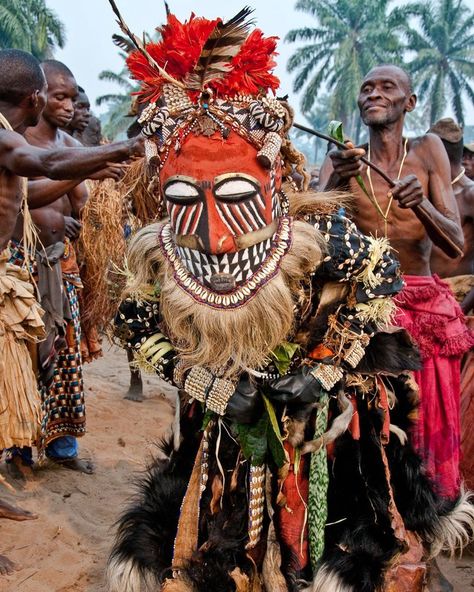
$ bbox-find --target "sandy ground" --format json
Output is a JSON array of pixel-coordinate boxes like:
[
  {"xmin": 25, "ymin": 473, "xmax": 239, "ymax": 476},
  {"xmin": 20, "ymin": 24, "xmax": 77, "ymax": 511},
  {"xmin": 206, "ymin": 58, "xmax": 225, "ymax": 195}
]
[
  {"xmin": 0, "ymin": 344, "xmax": 175, "ymax": 592},
  {"xmin": 0, "ymin": 345, "xmax": 473, "ymax": 591}
]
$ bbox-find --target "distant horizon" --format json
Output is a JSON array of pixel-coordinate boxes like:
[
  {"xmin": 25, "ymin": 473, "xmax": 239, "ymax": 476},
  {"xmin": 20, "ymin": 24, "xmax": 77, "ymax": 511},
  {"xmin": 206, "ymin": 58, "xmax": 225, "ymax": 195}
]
[{"xmin": 45, "ymin": 0, "xmax": 474, "ymax": 128}]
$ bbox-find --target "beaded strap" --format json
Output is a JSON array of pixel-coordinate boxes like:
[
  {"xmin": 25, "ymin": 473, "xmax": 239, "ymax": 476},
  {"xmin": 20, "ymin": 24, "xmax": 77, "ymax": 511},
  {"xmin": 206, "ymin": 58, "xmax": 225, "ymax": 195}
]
[
  {"xmin": 184, "ymin": 366, "xmax": 235, "ymax": 415},
  {"xmin": 310, "ymin": 363, "xmax": 343, "ymax": 392}
]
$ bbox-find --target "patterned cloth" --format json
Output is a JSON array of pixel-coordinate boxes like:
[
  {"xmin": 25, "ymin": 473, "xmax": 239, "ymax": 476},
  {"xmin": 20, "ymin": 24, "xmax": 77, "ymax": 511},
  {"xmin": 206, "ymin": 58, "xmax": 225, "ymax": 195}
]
[
  {"xmin": 395, "ymin": 274, "xmax": 474, "ymax": 499},
  {"xmin": 62, "ymin": 238, "xmax": 102, "ymax": 363},
  {"xmin": 8, "ymin": 241, "xmax": 86, "ymax": 452},
  {"xmin": 39, "ymin": 277, "xmax": 86, "ymax": 448}
]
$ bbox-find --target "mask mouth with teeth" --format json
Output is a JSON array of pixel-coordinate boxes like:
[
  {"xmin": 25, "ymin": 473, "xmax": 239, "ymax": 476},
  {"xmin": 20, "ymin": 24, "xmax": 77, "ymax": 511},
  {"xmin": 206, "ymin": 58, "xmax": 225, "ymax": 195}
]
[
  {"xmin": 157, "ymin": 127, "xmax": 292, "ymax": 305},
  {"xmin": 159, "ymin": 215, "xmax": 292, "ymax": 308},
  {"xmin": 122, "ymin": 10, "xmax": 299, "ymax": 307}
]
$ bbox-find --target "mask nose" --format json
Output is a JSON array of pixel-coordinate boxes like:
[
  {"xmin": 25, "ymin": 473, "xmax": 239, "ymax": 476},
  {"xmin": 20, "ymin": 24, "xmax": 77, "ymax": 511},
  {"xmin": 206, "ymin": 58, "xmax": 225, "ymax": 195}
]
[{"xmin": 198, "ymin": 190, "xmax": 238, "ymax": 254}]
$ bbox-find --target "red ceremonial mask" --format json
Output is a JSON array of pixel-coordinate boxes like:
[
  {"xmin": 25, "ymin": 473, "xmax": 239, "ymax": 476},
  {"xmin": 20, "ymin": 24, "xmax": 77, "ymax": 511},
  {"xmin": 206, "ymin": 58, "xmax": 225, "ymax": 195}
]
[{"xmin": 126, "ymin": 8, "xmax": 294, "ymax": 303}]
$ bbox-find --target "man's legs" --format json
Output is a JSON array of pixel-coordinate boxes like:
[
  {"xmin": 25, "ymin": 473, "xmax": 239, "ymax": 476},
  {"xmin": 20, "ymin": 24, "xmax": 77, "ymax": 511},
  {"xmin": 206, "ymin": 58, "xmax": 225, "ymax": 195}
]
[{"xmin": 46, "ymin": 436, "xmax": 93, "ymax": 474}]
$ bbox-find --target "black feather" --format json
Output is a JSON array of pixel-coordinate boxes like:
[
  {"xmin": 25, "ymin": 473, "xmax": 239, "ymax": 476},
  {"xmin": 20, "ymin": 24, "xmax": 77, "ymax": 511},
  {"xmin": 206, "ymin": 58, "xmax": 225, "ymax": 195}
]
[
  {"xmin": 186, "ymin": 7, "xmax": 254, "ymax": 91},
  {"xmin": 112, "ymin": 33, "xmax": 135, "ymax": 53},
  {"xmin": 355, "ymin": 329, "xmax": 422, "ymax": 374}
]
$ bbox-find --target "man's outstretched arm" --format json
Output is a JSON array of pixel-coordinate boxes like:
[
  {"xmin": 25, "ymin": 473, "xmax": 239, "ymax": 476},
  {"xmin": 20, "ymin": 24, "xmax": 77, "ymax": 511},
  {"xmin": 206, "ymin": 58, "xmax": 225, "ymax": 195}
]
[{"xmin": 0, "ymin": 129, "xmax": 143, "ymax": 180}]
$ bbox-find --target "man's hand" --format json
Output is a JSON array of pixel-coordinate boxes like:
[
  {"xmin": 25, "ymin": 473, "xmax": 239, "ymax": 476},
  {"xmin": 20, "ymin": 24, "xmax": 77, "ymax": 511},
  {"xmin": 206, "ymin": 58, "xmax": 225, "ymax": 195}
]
[
  {"xmin": 89, "ymin": 162, "xmax": 127, "ymax": 182},
  {"xmin": 390, "ymin": 174, "xmax": 425, "ymax": 209},
  {"xmin": 328, "ymin": 141, "xmax": 366, "ymax": 181},
  {"xmin": 64, "ymin": 216, "xmax": 82, "ymax": 240},
  {"xmin": 128, "ymin": 135, "xmax": 145, "ymax": 158}
]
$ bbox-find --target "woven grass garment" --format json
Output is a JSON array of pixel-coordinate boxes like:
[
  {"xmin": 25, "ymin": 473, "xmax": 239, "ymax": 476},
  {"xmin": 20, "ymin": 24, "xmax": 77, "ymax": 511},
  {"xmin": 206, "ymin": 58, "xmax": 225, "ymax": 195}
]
[{"xmin": 0, "ymin": 251, "xmax": 44, "ymax": 448}]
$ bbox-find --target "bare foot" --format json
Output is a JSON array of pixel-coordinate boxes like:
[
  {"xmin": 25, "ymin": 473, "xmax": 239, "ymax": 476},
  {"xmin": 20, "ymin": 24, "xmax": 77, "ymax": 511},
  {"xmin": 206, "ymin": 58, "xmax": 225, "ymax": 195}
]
[
  {"xmin": 0, "ymin": 499, "xmax": 37, "ymax": 521},
  {"xmin": 6, "ymin": 455, "xmax": 34, "ymax": 484},
  {"xmin": 124, "ymin": 382, "xmax": 144, "ymax": 402},
  {"xmin": 0, "ymin": 554, "xmax": 17, "ymax": 576},
  {"xmin": 427, "ymin": 558, "xmax": 454, "ymax": 592},
  {"xmin": 50, "ymin": 458, "xmax": 95, "ymax": 474}
]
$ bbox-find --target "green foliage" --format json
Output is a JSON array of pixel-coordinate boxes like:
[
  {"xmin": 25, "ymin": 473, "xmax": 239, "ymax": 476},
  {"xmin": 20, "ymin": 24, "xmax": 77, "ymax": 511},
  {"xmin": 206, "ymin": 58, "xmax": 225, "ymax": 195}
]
[
  {"xmin": 97, "ymin": 63, "xmax": 137, "ymax": 141},
  {"xmin": 270, "ymin": 342, "xmax": 299, "ymax": 375},
  {"xmin": 404, "ymin": 0, "xmax": 474, "ymax": 125},
  {"xmin": 0, "ymin": 0, "xmax": 65, "ymax": 59},
  {"xmin": 286, "ymin": 0, "xmax": 413, "ymax": 139},
  {"xmin": 235, "ymin": 396, "xmax": 286, "ymax": 467}
]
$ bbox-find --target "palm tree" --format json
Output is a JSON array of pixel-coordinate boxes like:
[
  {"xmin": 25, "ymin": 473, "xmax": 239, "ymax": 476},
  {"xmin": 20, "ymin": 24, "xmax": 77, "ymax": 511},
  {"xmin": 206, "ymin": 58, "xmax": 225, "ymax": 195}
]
[
  {"xmin": 404, "ymin": 0, "xmax": 474, "ymax": 126},
  {"xmin": 97, "ymin": 34, "xmax": 158, "ymax": 141},
  {"xmin": 0, "ymin": 0, "xmax": 65, "ymax": 59},
  {"xmin": 286, "ymin": 0, "xmax": 413, "ymax": 140},
  {"xmin": 97, "ymin": 64, "xmax": 138, "ymax": 140}
]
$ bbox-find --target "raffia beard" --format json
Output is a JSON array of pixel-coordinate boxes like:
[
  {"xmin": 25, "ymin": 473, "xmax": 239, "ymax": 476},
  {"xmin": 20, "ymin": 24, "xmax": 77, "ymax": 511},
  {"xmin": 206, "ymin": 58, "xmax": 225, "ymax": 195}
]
[{"xmin": 126, "ymin": 219, "xmax": 325, "ymax": 380}]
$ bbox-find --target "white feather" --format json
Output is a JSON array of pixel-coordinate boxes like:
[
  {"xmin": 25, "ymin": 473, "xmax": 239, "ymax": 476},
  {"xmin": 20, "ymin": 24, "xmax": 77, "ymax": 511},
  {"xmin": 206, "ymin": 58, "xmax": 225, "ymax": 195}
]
[
  {"xmin": 300, "ymin": 565, "xmax": 354, "ymax": 592},
  {"xmin": 107, "ymin": 556, "xmax": 156, "ymax": 592},
  {"xmin": 429, "ymin": 487, "xmax": 474, "ymax": 558}
]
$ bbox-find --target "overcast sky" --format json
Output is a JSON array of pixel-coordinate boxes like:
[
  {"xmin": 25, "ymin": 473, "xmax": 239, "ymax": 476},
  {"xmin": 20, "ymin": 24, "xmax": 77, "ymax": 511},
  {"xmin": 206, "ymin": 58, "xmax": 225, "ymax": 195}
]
[
  {"xmin": 46, "ymin": 0, "xmax": 473, "ymax": 126},
  {"xmin": 46, "ymin": 1, "xmax": 304, "ymax": 116}
]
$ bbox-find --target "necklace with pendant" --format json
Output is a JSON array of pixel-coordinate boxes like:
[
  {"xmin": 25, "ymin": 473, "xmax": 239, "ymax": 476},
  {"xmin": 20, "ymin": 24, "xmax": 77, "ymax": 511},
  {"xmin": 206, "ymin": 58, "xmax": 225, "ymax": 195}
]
[{"xmin": 366, "ymin": 137, "xmax": 408, "ymax": 237}]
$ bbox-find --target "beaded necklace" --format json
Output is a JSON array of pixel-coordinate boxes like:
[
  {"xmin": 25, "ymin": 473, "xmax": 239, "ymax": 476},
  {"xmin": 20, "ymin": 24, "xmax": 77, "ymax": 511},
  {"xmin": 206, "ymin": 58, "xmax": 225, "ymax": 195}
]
[{"xmin": 366, "ymin": 137, "xmax": 408, "ymax": 236}]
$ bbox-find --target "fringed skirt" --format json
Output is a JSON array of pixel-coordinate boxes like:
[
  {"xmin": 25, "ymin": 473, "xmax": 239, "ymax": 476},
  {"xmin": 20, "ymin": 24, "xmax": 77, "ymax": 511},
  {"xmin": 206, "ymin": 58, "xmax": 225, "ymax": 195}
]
[{"xmin": 0, "ymin": 251, "xmax": 44, "ymax": 449}]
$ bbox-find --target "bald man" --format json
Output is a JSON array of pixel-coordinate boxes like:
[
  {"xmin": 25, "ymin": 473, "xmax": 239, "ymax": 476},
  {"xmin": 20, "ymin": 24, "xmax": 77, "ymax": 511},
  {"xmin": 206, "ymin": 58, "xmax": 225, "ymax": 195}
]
[{"xmin": 320, "ymin": 64, "xmax": 472, "ymax": 592}]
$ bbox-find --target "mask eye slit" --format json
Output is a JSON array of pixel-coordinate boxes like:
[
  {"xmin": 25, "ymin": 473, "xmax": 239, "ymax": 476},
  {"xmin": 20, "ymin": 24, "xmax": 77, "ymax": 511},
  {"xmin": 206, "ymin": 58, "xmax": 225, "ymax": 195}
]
[
  {"xmin": 164, "ymin": 180, "xmax": 201, "ymax": 205},
  {"xmin": 214, "ymin": 178, "xmax": 260, "ymax": 203}
]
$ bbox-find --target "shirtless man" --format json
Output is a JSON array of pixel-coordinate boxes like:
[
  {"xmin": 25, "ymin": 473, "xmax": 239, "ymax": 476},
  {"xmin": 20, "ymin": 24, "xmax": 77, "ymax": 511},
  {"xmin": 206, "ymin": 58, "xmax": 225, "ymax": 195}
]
[
  {"xmin": 0, "ymin": 47, "xmax": 142, "ymax": 575},
  {"xmin": 0, "ymin": 51, "xmax": 144, "ymax": 253},
  {"xmin": 430, "ymin": 118, "xmax": 474, "ymax": 308},
  {"xmin": 463, "ymin": 142, "xmax": 474, "ymax": 182},
  {"xmin": 319, "ymin": 64, "xmax": 471, "ymax": 591},
  {"xmin": 11, "ymin": 60, "xmax": 130, "ymax": 474},
  {"xmin": 429, "ymin": 119, "xmax": 474, "ymax": 502},
  {"xmin": 65, "ymin": 85, "xmax": 91, "ymax": 138}
]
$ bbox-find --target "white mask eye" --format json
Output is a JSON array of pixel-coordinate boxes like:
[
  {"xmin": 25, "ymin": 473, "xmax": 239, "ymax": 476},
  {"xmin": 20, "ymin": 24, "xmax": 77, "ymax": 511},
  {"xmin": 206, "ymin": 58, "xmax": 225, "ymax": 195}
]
[
  {"xmin": 214, "ymin": 178, "xmax": 258, "ymax": 202},
  {"xmin": 164, "ymin": 181, "xmax": 200, "ymax": 204}
]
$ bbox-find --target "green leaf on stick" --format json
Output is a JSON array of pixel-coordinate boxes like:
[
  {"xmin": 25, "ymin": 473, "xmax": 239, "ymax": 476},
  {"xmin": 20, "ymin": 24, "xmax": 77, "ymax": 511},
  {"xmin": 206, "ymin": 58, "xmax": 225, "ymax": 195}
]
[{"xmin": 328, "ymin": 120, "xmax": 370, "ymax": 198}]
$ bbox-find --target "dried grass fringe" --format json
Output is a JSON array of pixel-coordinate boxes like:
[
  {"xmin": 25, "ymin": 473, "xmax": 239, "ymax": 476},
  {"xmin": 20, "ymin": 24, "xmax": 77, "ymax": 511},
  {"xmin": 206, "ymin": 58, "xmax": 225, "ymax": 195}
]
[
  {"xmin": 120, "ymin": 157, "xmax": 162, "ymax": 225},
  {"xmin": 125, "ymin": 217, "xmax": 325, "ymax": 380},
  {"xmin": 78, "ymin": 178, "xmax": 128, "ymax": 335},
  {"xmin": 78, "ymin": 159, "xmax": 162, "ymax": 336}
]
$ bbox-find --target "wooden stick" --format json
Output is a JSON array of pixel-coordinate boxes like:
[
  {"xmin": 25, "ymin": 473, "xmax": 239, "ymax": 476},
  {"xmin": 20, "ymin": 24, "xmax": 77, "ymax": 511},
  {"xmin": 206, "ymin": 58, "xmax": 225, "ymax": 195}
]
[
  {"xmin": 294, "ymin": 122, "xmax": 394, "ymax": 185},
  {"xmin": 294, "ymin": 122, "xmax": 463, "ymax": 258}
]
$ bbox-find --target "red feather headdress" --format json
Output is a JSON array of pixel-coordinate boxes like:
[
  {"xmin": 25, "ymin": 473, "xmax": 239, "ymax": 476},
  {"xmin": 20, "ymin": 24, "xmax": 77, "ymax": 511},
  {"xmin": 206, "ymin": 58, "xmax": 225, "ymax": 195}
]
[{"xmin": 126, "ymin": 9, "xmax": 280, "ymax": 103}]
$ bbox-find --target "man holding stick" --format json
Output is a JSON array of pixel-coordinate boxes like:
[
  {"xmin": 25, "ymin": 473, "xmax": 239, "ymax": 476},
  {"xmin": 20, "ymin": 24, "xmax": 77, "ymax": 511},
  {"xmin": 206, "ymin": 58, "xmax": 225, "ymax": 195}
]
[{"xmin": 319, "ymin": 64, "xmax": 474, "ymax": 589}]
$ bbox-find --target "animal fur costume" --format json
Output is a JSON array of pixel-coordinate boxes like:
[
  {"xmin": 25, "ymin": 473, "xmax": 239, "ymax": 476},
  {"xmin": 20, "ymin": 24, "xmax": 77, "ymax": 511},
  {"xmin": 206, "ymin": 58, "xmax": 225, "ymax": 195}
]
[{"xmin": 107, "ymin": 7, "xmax": 474, "ymax": 592}]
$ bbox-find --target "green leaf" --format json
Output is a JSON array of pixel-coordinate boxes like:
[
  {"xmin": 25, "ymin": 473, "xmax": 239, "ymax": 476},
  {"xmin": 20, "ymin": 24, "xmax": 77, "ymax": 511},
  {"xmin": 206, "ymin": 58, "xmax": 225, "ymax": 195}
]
[
  {"xmin": 262, "ymin": 395, "xmax": 283, "ymax": 442},
  {"xmin": 270, "ymin": 342, "xmax": 300, "ymax": 375},
  {"xmin": 354, "ymin": 175, "xmax": 370, "ymax": 198},
  {"xmin": 202, "ymin": 409, "xmax": 214, "ymax": 431},
  {"xmin": 262, "ymin": 395, "xmax": 286, "ymax": 468},
  {"xmin": 235, "ymin": 396, "xmax": 287, "ymax": 468},
  {"xmin": 235, "ymin": 415, "xmax": 269, "ymax": 466},
  {"xmin": 267, "ymin": 421, "xmax": 286, "ymax": 468},
  {"xmin": 328, "ymin": 120, "xmax": 370, "ymax": 198},
  {"xmin": 328, "ymin": 120, "xmax": 344, "ymax": 143}
]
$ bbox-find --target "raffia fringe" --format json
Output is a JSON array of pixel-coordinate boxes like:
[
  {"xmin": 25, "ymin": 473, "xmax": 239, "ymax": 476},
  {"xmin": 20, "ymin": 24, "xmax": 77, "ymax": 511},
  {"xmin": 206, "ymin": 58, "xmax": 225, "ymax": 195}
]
[{"xmin": 0, "ymin": 332, "xmax": 41, "ymax": 448}]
